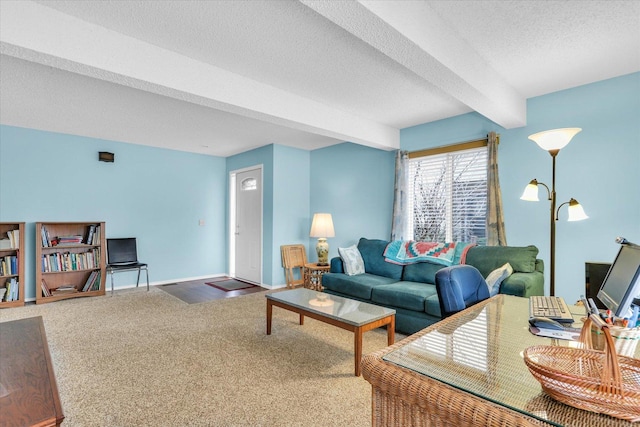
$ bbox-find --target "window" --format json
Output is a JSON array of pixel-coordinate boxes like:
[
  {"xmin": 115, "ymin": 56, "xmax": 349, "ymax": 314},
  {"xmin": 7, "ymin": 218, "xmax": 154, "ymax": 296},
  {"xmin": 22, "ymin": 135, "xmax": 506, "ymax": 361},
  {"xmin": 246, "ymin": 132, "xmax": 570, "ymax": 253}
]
[
  {"xmin": 408, "ymin": 144, "xmax": 487, "ymax": 244},
  {"xmin": 241, "ymin": 178, "xmax": 257, "ymax": 191}
]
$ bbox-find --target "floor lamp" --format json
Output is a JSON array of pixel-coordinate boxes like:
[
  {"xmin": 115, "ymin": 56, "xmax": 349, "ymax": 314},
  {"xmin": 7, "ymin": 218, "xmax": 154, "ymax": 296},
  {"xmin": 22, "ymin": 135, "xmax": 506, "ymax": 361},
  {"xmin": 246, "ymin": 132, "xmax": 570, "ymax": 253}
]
[{"xmin": 520, "ymin": 128, "xmax": 588, "ymax": 296}]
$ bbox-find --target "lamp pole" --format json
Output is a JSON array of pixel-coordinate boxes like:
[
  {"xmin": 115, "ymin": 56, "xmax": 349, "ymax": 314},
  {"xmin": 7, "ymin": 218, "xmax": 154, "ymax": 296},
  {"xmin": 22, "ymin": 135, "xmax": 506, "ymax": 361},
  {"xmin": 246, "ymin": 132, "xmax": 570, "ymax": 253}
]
[{"xmin": 549, "ymin": 150, "xmax": 559, "ymax": 296}]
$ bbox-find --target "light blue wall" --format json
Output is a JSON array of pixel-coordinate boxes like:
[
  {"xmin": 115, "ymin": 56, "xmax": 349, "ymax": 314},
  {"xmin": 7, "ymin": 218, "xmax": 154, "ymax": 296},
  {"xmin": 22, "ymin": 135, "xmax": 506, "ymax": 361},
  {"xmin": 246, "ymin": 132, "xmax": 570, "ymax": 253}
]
[
  {"xmin": 0, "ymin": 125, "xmax": 227, "ymax": 300},
  {"xmin": 400, "ymin": 72, "xmax": 640, "ymax": 303},
  {"xmin": 226, "ymin": 144, "xmax": 311, "ymax": 287},
  {"xmin": 2, "ymin": 72, "xmax": 636, "ymax": 302},
  {"xmin": 309, "ymin": 142, "xmax": 396, "ymax": 261},
  {"xmin": 272, "ymin": 144, "xmax": 310, "ymax": 284}
]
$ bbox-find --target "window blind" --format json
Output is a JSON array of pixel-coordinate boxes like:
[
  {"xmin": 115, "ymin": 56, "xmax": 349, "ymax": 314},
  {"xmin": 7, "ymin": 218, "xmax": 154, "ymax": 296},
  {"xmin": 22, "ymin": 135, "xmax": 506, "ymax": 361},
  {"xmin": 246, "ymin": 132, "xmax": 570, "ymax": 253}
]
[{"xmin": 408, "ymin": 146, "xmax": 487, "ymax": 244}]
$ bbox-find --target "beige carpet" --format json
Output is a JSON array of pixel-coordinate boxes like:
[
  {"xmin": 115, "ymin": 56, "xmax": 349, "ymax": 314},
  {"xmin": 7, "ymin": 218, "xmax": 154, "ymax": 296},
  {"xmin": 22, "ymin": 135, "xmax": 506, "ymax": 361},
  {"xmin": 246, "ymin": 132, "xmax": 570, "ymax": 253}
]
[{"xmin": 0, "ymin": 288, "xmax": 402, "ymax": 426}]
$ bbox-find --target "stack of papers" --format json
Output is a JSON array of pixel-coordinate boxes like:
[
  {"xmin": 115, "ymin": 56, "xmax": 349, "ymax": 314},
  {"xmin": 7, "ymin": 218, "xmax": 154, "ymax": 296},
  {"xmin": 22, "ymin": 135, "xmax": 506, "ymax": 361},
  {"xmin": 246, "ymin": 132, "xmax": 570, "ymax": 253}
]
[{"xmin": 529, "ymin": 326, "xmax": 581, "ymax": 341}]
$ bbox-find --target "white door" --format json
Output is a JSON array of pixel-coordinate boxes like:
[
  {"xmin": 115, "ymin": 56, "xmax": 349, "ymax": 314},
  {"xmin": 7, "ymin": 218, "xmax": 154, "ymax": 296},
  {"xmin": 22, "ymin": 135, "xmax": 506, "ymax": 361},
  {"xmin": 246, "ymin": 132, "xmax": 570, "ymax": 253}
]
[{"xmin": 234, "ymin": 168, "xmax": 262, "ymax": 283}]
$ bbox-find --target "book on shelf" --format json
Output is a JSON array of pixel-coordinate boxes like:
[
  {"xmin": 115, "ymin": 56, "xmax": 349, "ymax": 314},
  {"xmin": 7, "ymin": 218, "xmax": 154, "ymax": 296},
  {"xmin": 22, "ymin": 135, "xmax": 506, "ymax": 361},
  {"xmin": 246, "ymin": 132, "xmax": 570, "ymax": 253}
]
[
  {"xmin": 51, "ymin": 285, "xmax": 78, "ymax": 295},
  {"xmin": 4, "ymin": 278, "xmax": 18, "ymax": 301},
  {"xmin": 85, "ymin": 224, "xmax": 96, "ymax": 245},
  {"xmin": 41, "ymin": 248, "xmax": 100, "ymax": 273},
  {"xmin": 82, "ymin": 271, "xmax": 101, "ymax": 292},
  {"xmin": 54, "ymin": 235, "xmax": 83, "ymax": 246},
  {"xmin": 82, "ymin": 271, "xmax": 97, "ymax": 292},
  {"xmin": 0, "ymin": 255, "xmax": 18, "ymax": 276},
  {"xmin": 92, "ymin": 271, "xmax": 101, "ymax": 291},
  {"xmin": 41, "ymin": 279, "xmax": 51, "ymax": 297},
  {"xmin": 40, "ymin": 225, "xmax": 52, "ymax": 247},
  {"xmin": 92, "ymin": 225, "xmax": 101, "ymax": 245},
  {"xmin": 0, "ymin": 230, "xmax": 19, "ymax": 249},
  {"xmin": 8, "ymin": 229, "xmax": 19, "ymax": 248}
]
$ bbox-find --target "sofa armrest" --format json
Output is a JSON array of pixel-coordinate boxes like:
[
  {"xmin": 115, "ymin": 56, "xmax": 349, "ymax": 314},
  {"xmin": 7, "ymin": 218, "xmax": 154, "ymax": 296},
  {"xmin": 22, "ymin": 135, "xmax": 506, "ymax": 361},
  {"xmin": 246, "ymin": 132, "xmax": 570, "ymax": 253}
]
[
  {"xmin": 330, "ymin": 257, "xmax": 344, "ymax": 273},
  {"xmin": 500, "ymin": 271, "xmax": 544, "ymax": 297}
]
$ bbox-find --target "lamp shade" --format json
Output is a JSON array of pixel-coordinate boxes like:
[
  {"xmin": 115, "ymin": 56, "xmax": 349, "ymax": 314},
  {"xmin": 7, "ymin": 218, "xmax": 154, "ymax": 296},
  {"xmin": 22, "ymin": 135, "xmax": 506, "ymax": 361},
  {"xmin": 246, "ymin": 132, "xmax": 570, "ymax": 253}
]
[
  {"xmin": 520, "ymin": 180, "xmax": 540, "ymax": 201},
  {"xmin": 528, "ymin": 128, "xmax": 582, "ymax": 151},
  {"xmin": 567, "ymin": 198, "xmax": 589, "ymax": 221},
  {"xmin": 310, "ymin": 213, "xmax": 335, "ymax": 238}
]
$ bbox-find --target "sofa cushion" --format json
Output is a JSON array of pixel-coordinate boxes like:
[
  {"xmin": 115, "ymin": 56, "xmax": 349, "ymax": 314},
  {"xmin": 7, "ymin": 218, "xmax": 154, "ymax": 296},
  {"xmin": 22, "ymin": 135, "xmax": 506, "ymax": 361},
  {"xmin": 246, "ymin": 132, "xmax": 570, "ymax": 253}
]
[
  {"xmin": 357, "ymin": 238, "xmax": 403, "ymax": 280},
  {"xmin": 466, "ymin": 245, "xmax": 539, "ymax": 276},
  {"xmin": 500, "ymin": 271, "xmax": 544, "ymax": 297},
  {"xmin": 371, "ymin": 281, "xmax": 437, "ymax": 312},
  {"xmin": 321, "ymin": 272, "xmax": 397, "ymax": 300},
  {"xmin": 402, "ymin": 262, "xmax": 443, "ymax": 284},
  {"xmin": 424, "ymin": 294, "xmax": 442, "ymax": 318}
]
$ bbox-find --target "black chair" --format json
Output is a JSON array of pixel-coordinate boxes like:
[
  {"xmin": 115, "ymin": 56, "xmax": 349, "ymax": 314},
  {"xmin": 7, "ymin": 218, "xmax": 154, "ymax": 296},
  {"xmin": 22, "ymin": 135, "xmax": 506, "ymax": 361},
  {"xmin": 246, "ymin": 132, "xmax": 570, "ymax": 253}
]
[
  {"xmin": 106, "ymin": 238, "xmax": 149, "ymax": 295},
  {"xmin": 435, "ymin": 265, "xmax": 490, "ymax": 318}
]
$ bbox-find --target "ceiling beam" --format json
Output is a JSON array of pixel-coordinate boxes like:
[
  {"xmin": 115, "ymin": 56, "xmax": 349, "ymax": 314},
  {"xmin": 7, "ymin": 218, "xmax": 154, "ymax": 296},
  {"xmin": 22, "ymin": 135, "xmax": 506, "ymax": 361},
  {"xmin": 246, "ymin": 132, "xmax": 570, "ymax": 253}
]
[
  {"xmin": 0, "ymin": 1, "xmax": 399, "ymax": 151},
  {"xmin": 302, "ymin": 0, "xmax": 526, "ymax": 129}
]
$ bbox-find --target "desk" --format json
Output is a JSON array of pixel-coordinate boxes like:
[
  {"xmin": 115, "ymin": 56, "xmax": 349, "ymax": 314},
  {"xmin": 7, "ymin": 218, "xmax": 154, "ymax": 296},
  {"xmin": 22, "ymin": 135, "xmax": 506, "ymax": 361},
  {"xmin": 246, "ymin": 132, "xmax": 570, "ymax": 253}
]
[
  {"xmin": 362, "ymin": 295, "xmax": 639, "ymax": 427},
  {"xmin": 0, "ymin": 316, "xmax": 64, "ymax": 426}
]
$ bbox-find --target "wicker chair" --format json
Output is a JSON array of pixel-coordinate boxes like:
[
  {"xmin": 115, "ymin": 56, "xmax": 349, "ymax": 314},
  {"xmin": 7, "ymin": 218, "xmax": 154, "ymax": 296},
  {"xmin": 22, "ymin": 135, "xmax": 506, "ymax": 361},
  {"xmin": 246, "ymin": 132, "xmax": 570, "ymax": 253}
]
[{"xmin": 281, "ymin": 244, "xmax": 307, "ymax": 288}]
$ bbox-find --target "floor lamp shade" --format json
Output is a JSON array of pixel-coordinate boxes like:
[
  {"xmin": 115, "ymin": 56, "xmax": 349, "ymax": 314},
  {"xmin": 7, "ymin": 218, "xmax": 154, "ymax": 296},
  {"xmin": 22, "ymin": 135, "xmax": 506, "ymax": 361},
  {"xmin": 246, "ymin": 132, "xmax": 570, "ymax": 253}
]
[
  {"xmin": 310, "ymin": 213, "xmax": 335, "ymax": 266},
  {"xmin": 565, "ymin": 199, "xmax": 589, "ymax": 221},
  {"xmin": 520, "ymin": 179, "xmax": 542, "ymax": 201},
  {"xmin": 528, "ymin": 128, "xmax": 582, "ymax": 151}
]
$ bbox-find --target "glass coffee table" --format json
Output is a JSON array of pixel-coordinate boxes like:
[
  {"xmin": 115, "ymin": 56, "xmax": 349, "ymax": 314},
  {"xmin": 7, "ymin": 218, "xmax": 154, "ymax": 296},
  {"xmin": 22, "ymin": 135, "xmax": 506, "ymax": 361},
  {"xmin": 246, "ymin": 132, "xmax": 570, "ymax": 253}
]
[{"xmin": 266, "ymin": 288, "xmax": 396, "ymax": 376}]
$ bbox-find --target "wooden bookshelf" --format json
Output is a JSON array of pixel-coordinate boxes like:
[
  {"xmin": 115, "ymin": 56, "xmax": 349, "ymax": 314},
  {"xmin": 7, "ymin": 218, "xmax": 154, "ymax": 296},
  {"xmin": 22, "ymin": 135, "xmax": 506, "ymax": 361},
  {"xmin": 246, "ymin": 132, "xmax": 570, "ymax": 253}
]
[
  {"xmin": 0, "ymin": 222, "xmax": 25, "ymax": 308},
  {"xmin": 36, "ymin": 222, "xmax": 106, "ymax": 304}
]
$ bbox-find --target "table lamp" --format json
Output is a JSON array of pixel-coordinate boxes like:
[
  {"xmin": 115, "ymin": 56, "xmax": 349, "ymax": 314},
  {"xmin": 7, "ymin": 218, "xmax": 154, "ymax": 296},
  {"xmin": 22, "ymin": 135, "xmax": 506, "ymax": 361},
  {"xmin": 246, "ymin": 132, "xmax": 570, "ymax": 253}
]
[{"xmin": 310, "ymin": 213, "xmax": 335, "ymax": 266}]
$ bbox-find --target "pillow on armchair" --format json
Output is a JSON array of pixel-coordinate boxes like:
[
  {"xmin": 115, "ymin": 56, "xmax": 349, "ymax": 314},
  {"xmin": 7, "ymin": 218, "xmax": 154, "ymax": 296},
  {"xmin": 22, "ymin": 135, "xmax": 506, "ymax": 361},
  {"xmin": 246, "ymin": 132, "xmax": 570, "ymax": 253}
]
[{"xmin": 485, "ymin": 262, "xmax": 513, "ymax": 296}]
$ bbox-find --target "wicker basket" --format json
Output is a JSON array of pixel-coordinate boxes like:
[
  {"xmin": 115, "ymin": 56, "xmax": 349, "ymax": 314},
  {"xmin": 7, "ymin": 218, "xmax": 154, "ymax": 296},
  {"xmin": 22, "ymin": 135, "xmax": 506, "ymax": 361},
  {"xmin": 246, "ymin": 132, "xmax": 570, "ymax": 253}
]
[
  {"xmin": 590, "ymin": 323, "xmax": 640, "ymax": 357},
  {"xmin": 523, "ymin": 314, "xmax": 640, "ymax": 422}
]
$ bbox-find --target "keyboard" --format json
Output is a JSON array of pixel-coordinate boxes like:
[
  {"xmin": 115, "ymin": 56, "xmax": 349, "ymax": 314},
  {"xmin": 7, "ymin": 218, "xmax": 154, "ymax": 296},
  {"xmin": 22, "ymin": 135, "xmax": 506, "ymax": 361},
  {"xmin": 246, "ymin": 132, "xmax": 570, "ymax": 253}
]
[{"xmin": 529, "ymin": 295, "xmax": 575, "ymax": 323}]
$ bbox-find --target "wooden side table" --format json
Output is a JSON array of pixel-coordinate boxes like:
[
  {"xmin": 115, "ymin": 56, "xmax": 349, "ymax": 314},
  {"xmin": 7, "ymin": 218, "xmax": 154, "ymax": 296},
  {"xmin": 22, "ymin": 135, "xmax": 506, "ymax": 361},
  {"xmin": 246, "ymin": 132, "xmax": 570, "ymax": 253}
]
[{"xmin": 303, "ymin": 263, "xmax": 330, "ymax": 291}]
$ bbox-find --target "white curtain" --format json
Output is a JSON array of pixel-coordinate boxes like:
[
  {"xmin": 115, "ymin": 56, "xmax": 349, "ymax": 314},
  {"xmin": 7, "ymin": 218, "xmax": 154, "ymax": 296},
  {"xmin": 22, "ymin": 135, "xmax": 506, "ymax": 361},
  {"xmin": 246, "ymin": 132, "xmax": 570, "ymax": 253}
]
[
  {"xmin": 487, "ymin": 132, "xmax": 508, "ymax": 246},
  {"xmin": 391, "ymin": 150, "xmax": 409, "ymax": 241}
]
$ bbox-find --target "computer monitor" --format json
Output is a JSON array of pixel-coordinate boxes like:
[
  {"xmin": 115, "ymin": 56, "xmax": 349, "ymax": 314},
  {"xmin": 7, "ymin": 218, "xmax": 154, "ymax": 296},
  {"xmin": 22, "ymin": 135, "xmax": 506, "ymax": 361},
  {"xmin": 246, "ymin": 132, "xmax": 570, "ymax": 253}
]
[
  {"xmin": 597, "ymin": 241, "xmax": 640, "ymax": 318},
  {"xmin": 585, "ymin": 262, "xmax": 611, "ymax": 309}
]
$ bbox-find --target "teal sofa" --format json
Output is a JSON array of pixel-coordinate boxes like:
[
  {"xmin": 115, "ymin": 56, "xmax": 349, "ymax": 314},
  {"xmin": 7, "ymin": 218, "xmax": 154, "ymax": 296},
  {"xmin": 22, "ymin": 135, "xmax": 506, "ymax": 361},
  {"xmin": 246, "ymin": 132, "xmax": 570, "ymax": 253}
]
[{"xmin": 322, "ymin": 238, "xmax": 544, "ymax": 334}]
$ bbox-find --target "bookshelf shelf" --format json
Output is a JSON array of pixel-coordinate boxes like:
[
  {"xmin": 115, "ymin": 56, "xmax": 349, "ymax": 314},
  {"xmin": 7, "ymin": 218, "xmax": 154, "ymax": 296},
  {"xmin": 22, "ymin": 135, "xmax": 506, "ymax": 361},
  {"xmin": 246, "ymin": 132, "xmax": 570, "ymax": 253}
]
[
  {"xmin": 36, "ymin": 222, "xmax": 106, "ymax": 304},
  {"xmin": 43, "ymin": 268, "xmax": 100, "ymax": 274},
  {"xmin": 0, "ymin": 222, "xmax": 25, "ymax": 308}
]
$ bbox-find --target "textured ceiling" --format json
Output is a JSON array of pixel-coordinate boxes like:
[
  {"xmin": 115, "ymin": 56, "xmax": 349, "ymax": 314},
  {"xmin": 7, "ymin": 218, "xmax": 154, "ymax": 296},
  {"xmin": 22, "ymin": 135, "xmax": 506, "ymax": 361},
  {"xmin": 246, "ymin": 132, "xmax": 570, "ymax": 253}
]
[{"xmin": 1, "ymin": 0, "xmax": 638, "ymax": 157}]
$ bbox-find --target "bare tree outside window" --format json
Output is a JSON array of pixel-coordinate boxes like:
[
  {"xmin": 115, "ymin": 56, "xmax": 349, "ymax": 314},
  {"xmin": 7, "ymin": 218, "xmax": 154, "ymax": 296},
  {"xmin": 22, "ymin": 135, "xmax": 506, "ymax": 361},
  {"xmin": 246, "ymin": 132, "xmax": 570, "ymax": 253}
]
[{"xmin": 408, "ymin": 147, "xmax": 487, "ymax": 244}]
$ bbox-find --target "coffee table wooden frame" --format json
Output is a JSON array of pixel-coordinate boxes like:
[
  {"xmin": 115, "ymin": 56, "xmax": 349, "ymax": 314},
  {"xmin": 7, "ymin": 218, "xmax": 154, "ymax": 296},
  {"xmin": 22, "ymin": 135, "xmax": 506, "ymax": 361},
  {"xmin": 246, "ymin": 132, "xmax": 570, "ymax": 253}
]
[{"xmin": 266, "ymin": 296, "xmax": 395, "ymax": 376}]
